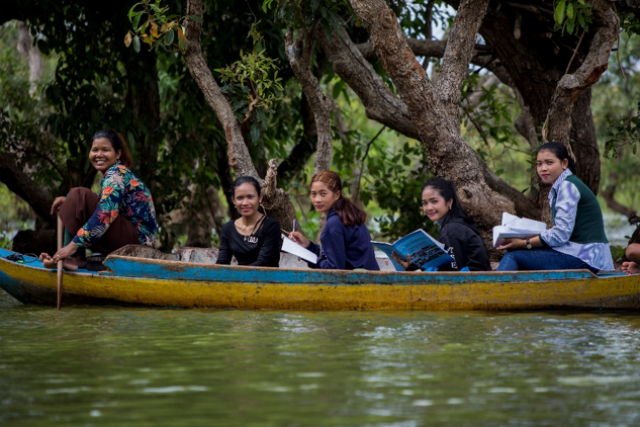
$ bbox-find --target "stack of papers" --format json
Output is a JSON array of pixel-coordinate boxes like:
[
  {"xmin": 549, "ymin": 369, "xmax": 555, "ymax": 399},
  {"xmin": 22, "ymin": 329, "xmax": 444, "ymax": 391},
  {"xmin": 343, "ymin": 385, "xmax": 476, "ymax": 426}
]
[{"xmin": 492, "ymin": 212, "xmax": 547, "ymax": 248}]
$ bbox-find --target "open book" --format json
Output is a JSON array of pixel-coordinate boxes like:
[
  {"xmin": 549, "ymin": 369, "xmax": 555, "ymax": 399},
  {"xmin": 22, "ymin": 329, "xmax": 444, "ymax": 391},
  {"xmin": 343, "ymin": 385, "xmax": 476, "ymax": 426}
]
[
  {"xmin": 281, "ymin": 234, "xmax": 318, "ymax": 264},
  {"xmin": 492, "ymin": 212, "xmax": 547, "ymax": 248},
  {"xmin": 372, "ymin": 229, "xmax": 454, "ymax": 272}
]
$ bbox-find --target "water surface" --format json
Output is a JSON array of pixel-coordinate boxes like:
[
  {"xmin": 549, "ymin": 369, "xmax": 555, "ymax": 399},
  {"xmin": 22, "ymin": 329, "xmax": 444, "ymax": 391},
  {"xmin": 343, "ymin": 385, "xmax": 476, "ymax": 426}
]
[{"xmin": 1, "ymin": 291, "xmax": 640, "ymax": 426}]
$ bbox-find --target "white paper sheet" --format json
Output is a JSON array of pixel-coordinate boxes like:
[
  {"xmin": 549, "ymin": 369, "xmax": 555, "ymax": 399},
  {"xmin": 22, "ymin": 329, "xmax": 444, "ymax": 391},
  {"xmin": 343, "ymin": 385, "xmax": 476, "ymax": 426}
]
[
  {"xmin": 281, "ymin": 234, "xmax": 318, "ymax": 264},
  {"xmin": 493, "ymin": 212, "xmax": 547, "ymax": 247}
]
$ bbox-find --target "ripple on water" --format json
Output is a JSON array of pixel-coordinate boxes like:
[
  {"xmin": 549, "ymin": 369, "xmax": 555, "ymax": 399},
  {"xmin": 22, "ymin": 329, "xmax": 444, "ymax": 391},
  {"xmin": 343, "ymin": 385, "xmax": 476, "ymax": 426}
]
[{"xmin": 2, "ymin": 305, "xmax": 640, "ymax": 426}]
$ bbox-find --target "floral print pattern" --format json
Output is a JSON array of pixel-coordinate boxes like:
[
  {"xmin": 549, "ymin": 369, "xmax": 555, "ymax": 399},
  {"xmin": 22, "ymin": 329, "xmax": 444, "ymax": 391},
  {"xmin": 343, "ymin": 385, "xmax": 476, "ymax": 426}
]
[{"xmin": 72, "ymin": 163, "xmax": 158, "ymax": 247}]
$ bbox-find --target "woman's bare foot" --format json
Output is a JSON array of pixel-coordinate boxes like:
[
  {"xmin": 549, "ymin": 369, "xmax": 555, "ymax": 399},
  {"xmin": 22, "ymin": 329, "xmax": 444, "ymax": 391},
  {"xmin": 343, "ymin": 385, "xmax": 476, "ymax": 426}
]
[
  {"xmin": 621, "ymin": 261, "xmax": 640, "ymax": 275},
  {"xmin": 39, "ymin": 253, "xmax": 78, "ymax": 271}
]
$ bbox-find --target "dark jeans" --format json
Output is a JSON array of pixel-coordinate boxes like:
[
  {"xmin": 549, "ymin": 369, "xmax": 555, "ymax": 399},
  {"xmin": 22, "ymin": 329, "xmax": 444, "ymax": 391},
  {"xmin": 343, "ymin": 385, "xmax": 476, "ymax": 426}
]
[{"xmin": 496, "ymin": 248, "xmax": 598, "ymax": 274}]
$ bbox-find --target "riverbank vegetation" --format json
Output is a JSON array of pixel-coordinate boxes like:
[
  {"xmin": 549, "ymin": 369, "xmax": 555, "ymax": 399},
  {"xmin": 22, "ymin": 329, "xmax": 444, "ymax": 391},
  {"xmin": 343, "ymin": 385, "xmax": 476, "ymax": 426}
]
[{"xmin": 0, "ymin": 0, "xmax": 639, "ymax": 258}]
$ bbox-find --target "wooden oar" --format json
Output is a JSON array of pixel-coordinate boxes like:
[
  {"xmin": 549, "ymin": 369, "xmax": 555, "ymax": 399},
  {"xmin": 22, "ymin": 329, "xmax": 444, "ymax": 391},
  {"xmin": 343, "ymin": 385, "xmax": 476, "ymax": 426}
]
[{"xmin": 56, "ymin": 215, "xmax": 63, "ymax": 310}]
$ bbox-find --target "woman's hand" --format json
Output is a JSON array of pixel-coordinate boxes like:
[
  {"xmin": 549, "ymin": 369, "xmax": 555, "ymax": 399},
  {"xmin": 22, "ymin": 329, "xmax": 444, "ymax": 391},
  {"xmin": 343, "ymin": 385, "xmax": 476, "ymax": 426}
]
[
  {"xmin": 51, "ymin": 196, "xmax": 67, "ymax": 214},
  {"xmin": 289, "ymin": 231, "xmax": 310, "ymax": 248},
  {"xmin": 52, "ymin": 242, "xmax": 79, "ymax": 263},
  {"xmin": 496, "ymin": 238, "xmax": 526, "ymax": 251},
  {"xmin": 392, "ymin": 252, "xmax": 414, "ymax": 270}
]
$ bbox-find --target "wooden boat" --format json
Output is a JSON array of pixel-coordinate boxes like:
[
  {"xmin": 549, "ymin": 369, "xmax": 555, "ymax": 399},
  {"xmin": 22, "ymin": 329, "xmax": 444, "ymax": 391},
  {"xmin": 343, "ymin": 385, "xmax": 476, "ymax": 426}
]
[{"xmin": 1, "ymin": 246, "xmax": 638, "ymax": 310}]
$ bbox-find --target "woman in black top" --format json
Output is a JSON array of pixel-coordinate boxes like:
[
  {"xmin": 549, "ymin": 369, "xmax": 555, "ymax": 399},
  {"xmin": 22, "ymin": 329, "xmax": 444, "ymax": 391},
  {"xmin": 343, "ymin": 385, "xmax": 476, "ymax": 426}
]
[
  {"xmin": 216, "ymin": 176, "xmax": 281, "ymax": 267},
  {"xmin": 394, "ymin": 178, "xmax": 491, "ymax": 272}
]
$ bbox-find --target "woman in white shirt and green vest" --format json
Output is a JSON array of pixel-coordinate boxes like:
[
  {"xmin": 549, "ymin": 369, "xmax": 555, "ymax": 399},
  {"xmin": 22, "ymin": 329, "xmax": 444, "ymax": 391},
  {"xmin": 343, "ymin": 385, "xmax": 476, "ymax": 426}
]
[{"xmin": 496, "ymin": 142, "xmax": 614, "ymax": 273}]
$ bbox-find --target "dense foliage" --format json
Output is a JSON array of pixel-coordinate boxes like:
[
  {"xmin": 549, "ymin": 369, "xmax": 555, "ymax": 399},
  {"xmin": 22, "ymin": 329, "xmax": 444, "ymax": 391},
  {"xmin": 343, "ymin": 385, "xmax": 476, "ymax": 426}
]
[{"xmin": 1, "ymin": 0, "xmax": 639, "ymax": 253}]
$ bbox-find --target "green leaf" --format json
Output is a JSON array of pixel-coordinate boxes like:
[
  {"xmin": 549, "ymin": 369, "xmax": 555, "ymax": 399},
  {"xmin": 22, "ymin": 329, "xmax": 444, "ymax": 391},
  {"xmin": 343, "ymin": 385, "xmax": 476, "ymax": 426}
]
[
  {"xmin": 578, "ymin": 13, "xmax": 586, "ymax": 28},
  {"xmin": 187, "ymin": 14, "xmax": 204, "ymax": 24},
  {"xmin": 554, "ymin": 0, "xmax": 566, "ymax": 25},
  {"xmin": 128, "ymin": 3, "xmax": 143, "ymax": 21},
  {"xmin": 250, "ymin": 122, "xmax": 260, "ymax": 143},
  {"xmin": 566, "ymin": 18, "xmax": 575, "ymax": 34},
  {"xmin": 634, "ymin": 143, "xmax": 638, "ymax": 155},
  {"xmin": 133, "ymin": 13, "xmax": 143, "ymax": 31},
  {"xmin": 262, "ymin": 0, "xmax": 274, "ymax": 12},
  {"xmin": 566, "ymin": 3, "xmax": 574, "ymax": 20},
  {"xmin": 164, "ymin": 29, "xmax": 174, "ymax": 46},
  {"xmin": 133, "ymin": 36, "xmax": 141, "ymax": 53}
]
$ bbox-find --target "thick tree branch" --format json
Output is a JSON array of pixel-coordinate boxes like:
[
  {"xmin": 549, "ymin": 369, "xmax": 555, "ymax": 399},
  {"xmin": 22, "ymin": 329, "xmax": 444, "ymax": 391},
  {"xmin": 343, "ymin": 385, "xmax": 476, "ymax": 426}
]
[
  {"xmin": 0, "ymin": 152, "xmax": 53, "ymax": 224},
  {"xmin": 601, "ymin": 183, "xmax": 640, "ymax": 225},
  {"xmin": 436, "ymin": 0, "xmax": 490, "ymax": 104},
  {"xmin": 313, "ymin": 23, "xmax": 420, "ymax": 140},
  {"xmin": 546, "ymin": 0, "xmax": 619, "ymax": 143},
  {"xmin": 319, "ymin": 8, "xmax": 538, "ymax": 222},
  {"xmin": 349, "ymin": 0, "xmax": 514, "ymax": 232},
  {"xmin": 357, "ymin": 39, "xmax": 447, "ymax": 62},
  {"xmin": 278, "ymin": 95, "xmax": 317, "ymax": 183},
  {"xmin": 262, "ymin": 159, "xmax": 297, "ymax": 233},
  {"xmin": 285, "ymin": 27, "xmax": 333, "ymax": 173},
  {"xmin": 16, "ymin": 21, "xmax": 43, "ymax": 94},
  {"xmin": 183, "ymin": 0, "xmax": 259, "ymax": 179}
]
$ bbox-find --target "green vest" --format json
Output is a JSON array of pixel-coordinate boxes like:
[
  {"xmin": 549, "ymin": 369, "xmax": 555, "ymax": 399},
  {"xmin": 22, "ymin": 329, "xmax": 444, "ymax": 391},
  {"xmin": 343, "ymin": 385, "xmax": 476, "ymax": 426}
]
[{"xmin": 551, "ymin": 175, "xmax": 608, "ymax": 244}]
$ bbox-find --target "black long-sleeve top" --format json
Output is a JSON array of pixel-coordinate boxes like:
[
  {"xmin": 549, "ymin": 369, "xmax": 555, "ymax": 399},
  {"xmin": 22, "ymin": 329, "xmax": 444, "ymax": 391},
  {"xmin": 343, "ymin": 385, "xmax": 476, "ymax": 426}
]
[
  {"xmin": 436, "ymin": 215, "xmax": 491, "ymax": 272},
  {"xmin": 215, "ymin": 216, "xmax": 281, "ymax": 267}
]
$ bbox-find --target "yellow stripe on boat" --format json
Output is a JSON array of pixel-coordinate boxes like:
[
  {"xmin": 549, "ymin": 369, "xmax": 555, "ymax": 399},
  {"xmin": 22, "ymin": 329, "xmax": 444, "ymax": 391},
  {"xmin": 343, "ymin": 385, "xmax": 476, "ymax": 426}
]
[{"xmin": 1, "ymin": 254, "xmax": 640, "ymax": 310}]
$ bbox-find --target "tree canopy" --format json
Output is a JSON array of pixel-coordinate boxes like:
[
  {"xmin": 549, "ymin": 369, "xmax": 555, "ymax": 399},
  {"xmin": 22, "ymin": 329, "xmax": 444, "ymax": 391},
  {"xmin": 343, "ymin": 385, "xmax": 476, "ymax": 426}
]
[{"xmin": 1, "ymin": 0, "xmax": 639, "ymax": 257}]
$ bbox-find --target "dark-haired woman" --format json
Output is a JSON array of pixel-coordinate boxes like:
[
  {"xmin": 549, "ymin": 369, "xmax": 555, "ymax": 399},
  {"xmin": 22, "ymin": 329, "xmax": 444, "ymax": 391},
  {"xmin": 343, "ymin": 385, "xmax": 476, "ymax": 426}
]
[
  {"xmin": 216, "ymin": 176, "xmax": 281, "ymax": 268},
  {"xmin": 42, "ymin": 129, "xmax": 158, "ymax": 267},
  {"xmin": 496, "ymin": 142, "xmax": 614, "ymax": 273},
  {"xmin": 393, "ymin": 178, "xmax": 491, "ymax": 272},
  {"xmin": 289, "ymin": 171, "xmax": 379, "ymax": 271}
]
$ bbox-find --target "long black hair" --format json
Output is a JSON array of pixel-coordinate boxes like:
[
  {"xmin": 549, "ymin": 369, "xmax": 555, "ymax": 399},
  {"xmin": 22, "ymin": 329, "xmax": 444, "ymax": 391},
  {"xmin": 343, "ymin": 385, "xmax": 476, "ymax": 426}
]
[
  {"xmin": 537, "ymin": 142, "xmax": 576, "ymax": 173},
  {"xmin": 91, "ymin": 129, "xmax": 133, "ymax": 168},
  {"xmin": 422, "ymin": 177, "xmax": 481, "ymax": 235}
]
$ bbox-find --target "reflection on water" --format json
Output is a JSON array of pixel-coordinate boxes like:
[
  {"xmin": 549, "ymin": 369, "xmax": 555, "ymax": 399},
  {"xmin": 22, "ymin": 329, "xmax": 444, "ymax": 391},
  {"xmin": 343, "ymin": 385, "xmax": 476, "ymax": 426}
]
[{"xmin": 1, "ymin": 291, "xmax": 640, "ymax": 427}]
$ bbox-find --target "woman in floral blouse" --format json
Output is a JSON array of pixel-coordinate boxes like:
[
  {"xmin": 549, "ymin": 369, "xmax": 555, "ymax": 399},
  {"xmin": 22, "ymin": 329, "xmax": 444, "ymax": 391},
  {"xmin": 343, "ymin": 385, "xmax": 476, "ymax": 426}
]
[{"xmin": 41, "ymin": 129, "xmax": 158, "ymax": 267}]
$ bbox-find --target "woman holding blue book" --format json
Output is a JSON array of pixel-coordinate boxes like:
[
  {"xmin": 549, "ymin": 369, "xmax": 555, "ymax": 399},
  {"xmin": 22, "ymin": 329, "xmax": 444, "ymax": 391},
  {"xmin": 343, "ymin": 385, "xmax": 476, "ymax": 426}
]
[
  {"xmin": 393, "ymin": 178, "xmax": 491, "ymax": 272},
  {"xmin": 289, "ymin": 171, "xmax": 379, "ymax": 271}
]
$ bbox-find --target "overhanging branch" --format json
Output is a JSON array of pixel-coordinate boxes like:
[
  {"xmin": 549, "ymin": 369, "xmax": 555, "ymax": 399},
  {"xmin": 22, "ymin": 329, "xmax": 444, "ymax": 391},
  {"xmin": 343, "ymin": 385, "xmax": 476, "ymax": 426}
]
[{"xmin": 183, "ymin": 0, "xmax": 259, "ymax": 179}]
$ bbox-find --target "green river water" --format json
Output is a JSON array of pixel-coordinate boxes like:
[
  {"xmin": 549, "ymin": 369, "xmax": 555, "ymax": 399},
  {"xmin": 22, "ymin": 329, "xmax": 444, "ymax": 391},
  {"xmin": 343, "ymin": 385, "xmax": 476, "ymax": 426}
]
[{"xmin": 1, "ymin": 291, "xmax": 640, "ymax": 427}]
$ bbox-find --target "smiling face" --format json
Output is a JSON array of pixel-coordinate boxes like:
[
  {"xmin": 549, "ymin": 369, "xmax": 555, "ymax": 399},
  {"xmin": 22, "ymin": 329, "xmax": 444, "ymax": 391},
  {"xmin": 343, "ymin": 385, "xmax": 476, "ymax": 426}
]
[
  {"xmin": 537, "ymin": 149, "xmax": 568, "ymax": 184},
  {"xmin": 310, "ymin": 181, "xmax": 341, "ymax": 213},
  {"xmin": 233, "ymin": 182, "xmax": 262, "ymax": 218},
  {"xmin": 90, "ymin": 138, "xmax": 121, "ymax": 172},
  {"xmin": 421, "ymin": 186, "xmax": 451, "ymax": 222}
]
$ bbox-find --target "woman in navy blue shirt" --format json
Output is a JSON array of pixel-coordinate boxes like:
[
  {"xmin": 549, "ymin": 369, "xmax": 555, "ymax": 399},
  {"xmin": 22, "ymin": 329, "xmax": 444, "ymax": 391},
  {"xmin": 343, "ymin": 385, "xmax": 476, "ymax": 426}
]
[{"xmin": 290, "ymin": 171, "xmax": 379, "ymax": 271}]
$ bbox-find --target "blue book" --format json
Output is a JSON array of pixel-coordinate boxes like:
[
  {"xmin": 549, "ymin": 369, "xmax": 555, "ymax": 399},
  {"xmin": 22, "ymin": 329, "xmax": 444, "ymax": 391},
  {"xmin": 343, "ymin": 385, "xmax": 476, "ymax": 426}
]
[{"xmin": 372, "ymin": 229, "xmax": 454, "ymax": 272}]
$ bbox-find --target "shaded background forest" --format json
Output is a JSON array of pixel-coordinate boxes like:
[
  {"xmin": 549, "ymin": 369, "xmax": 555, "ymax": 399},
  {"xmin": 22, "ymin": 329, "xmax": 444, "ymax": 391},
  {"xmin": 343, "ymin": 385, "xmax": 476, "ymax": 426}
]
[{"xmin": 0, "ymin": 0, "xmax": 639, "ymax": 259}]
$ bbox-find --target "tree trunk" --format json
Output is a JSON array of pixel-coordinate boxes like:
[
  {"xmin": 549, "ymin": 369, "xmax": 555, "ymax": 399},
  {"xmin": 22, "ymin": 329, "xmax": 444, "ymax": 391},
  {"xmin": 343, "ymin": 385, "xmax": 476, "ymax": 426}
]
[
  {"xmin": 348, "ymin": 0, "xmax": 515, "ymax": 235},
  {"xmin": 278, "ymin": 94, "xmax": 317, "ymax": 184},
  {"xmin": 285, "ymin": 27, "xmax": 333, "ymax": 174},
  {"xmin": 183, "ymin": 0, "xmax": 297, "ymax": 228},
  {"xmin": 546, "ymin": 0, "xmax": 619, "ymax": 145},
  {"xmin": 0, "ymin": 152, "xmax": 53, "ymax": 226},
  {"xmin": 16, "ymin": 21, "xmax": 43, "ymax": 95},
  {"xmin": 315, "ymin": 16, "xmax": 539, "ymax": 221},
  {"xmin": 183, "ymin": 0, "xmax": 260, "ymax": 179}
]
